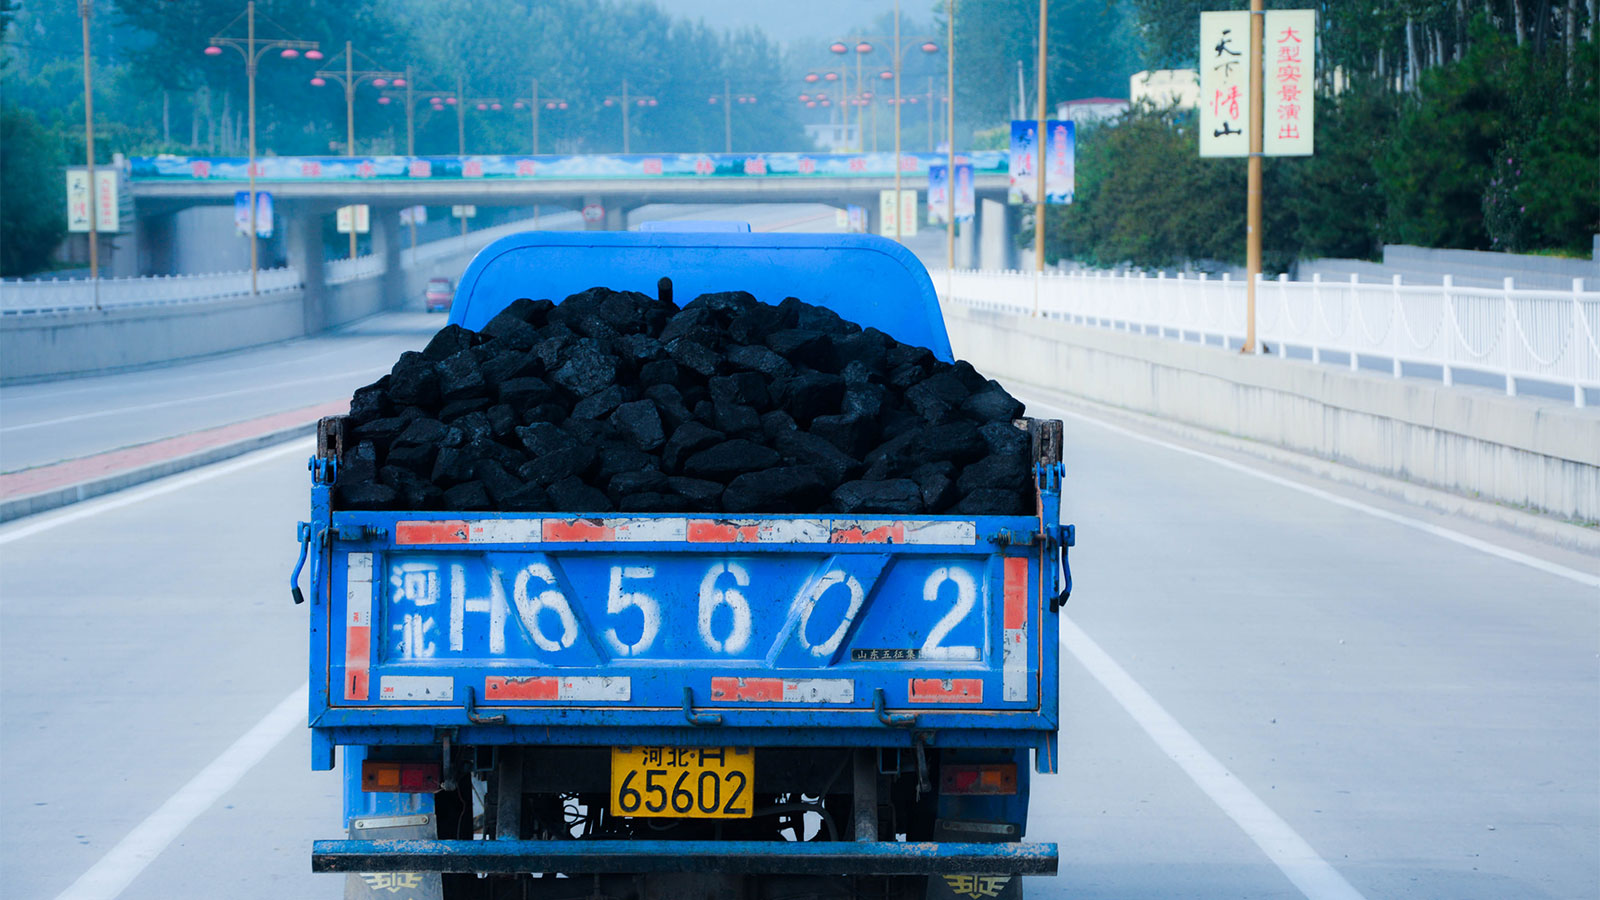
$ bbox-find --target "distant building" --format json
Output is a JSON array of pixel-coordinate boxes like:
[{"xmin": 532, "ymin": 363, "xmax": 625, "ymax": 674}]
[
  {"xmin": 1054, "ymin": 97, "xmax": 1130, "ymax": 125},
  {"xmin": 1130, "ymin": 69, "xmax": 1200, "ymax": 110},
  {"xmin": 805, "ymin": 123, "xmax": 860, "ymax": 153}
]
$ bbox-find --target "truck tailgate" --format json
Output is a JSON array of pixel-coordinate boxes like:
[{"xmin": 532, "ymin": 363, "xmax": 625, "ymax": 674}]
[{"xmin": 312, "ymin": 510, "xmax": 1058, "ymax": 741}]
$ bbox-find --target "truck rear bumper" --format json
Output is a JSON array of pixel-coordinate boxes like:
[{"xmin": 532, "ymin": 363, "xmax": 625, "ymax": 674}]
[{"xmin": 312, "ymin": 838, "xmax": 1058, "ymax": 876}]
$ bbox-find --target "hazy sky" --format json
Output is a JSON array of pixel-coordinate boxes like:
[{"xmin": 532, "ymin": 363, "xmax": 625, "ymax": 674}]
[{"xmin": 651, "ymin": 0, "xmax": 940, "ymax": 45}]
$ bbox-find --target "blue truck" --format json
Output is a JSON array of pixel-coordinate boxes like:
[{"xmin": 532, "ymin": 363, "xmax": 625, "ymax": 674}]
[{"xmin": 295, "ymin": 230, "xmax": 1073, "ymax": 900}]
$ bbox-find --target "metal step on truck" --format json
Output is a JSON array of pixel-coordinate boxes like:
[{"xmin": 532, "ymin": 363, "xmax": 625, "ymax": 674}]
[{"xmin": 293, "ymin": 230, "xmax": 1074, "ymax": 900}]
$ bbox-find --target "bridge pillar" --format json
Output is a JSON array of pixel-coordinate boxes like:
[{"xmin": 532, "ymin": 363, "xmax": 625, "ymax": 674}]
[
  {"xmin": 371, "ymin": 206, "xmax": 405, "ymax": 309},
  {"xmin": 285, "ymin": 203, "xmax": 327, "ymax": 334},
  {"xmin": 979, "ymin": 198, "xmax": 1016, "ymax": 271},
  {"xmin": 957, "ymin": 217, "xmax": 977, "ymax": 269},
  {"xmin": 605, "ymin": 204, "xmax": 625, "ymax": 232}
]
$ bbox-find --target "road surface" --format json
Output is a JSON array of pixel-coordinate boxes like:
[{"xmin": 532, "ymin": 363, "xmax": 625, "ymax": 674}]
[{"xmin": 3, "ymin": 386, "xmax": 1594, "ymax": 899}]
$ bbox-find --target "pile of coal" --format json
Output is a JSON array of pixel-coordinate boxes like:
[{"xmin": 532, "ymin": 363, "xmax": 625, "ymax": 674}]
[{"xmin": 337, "ymin": 286, "xmax": 1032, "ymax": 515}]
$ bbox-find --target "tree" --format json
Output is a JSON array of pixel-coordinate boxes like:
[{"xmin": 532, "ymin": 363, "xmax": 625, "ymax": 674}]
[{"xmin": 1, "ymin": 106, "xmax": 68, "ymax": 277}]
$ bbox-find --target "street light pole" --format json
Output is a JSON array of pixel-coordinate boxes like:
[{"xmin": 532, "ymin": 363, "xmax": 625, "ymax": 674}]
[
  {"xmin": 622, "ymin": 78, "xmax": 630, "ymax": 153},
  {"xmin": 78, "ymin": 0, "xmax": 99, "ymax": 309},
  {"xmin": 724, "ymin": 77, "xmax": 733, "ymax": 153},
  {"xmin": 893, "ymin": 0, "xmax": 902, "ymax": 243},
  {"xmin": 531, "ymin": 77, "xmax": 540, "ymax": 154},
  {"xmin": 344, "ymin": 41, "xmax": 356, "ymax": 259},
  {"xmin": 1034, "ymin": 0, "xmax": 1047, "ymax": 286},
  {"xmin": 946, "ymin": 0, "xmax": 956, "ymax": 273}
]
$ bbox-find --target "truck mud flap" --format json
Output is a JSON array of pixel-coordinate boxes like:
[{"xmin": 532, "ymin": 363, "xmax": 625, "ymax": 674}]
[{"xmin": 313, "ymin": 838, "xmax": 1058, "ymax": 877}]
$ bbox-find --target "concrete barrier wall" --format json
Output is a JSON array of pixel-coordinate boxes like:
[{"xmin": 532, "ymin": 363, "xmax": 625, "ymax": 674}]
[
  {"xmin": 1, "ymin": 246, "xmax": 480, "ymax": 383},
  {"xmin": 1, "ymin": 289, "xmax": 307, "ymax": 382},
  {"xmin": 943, "ymin": 301, "xmax": 1600, "ymax": 524}
]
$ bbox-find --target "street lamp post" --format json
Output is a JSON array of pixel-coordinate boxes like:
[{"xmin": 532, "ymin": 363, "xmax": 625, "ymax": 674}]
[
  {"xmin": 205, "ymin": 1, "xmax": 319, "ymax": 295},
  {"xmin": 78, "ymin": 1, "xmax": 99, "ymax": 310},
  {"xmin": 511, "ymin": 79, "xmax": 567, "ymax": 155},
  {"xmin": 711, "ymin": 80, "xmax": 758, "ymax": 153},
  {"xmin": 603, "ymin": 80, "xmax": 656, "ymax": 153},
  {"xmin": 946, "ymin": 0, "xmax": 956, "ymax": 272},
  {"xmin": 313, "ymin": 42, "xmax": 403, "ymax": 258}
]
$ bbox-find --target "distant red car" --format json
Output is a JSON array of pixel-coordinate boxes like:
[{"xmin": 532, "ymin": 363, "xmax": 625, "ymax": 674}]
[{"xmin": 424, "ymin": 278, "xmax": 454, "ymax": 313}]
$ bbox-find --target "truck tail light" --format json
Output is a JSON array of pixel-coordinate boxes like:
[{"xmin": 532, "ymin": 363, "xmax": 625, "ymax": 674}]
[
  {"xmin": 361, "ymin": 760, "xmax": 442, "ymax": 793},
  {"xmin": 940, "ymin": 764, "xmax": 1017, "ymax": 795}
]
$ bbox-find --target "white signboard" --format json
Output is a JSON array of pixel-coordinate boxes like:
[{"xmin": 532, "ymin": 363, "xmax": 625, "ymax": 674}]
[
  {"xmin": 878, "ymin": 189, "xmax": 918, "ymax": 238},
  {"xmin": 66, "ymin": 171, "xmax": 91, "ymax": 233},
  {"xmin": 1198, "ymin": 11, "xmax": 1251, "ymax": 158},
  {"xmin": 337, "ymin": 204, "xmax": 371, "ymax": 234},
  {"xmin": 1264, "ymin": 10, "xmax": 1315, "ymax": 156},
  {"xmin": 66, "ymin": 170, "xmax": 120, "ymax": 233},
  {"xmin": 400, "ymin": 205, "xmax": 428, "ymax": 226},
  {"xmin": 234, "ymin": 191, "xmax": 274, "ymax": 237},
  {"xmin": 452, "ymin": 204, "xmax": 479, "ymax": 220}
]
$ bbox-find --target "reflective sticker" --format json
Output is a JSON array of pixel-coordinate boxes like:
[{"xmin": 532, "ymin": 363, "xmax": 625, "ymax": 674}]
[
  {"xmin": 1003, "ymin": 556, "xmax": 1029, "ymax": 702},
  {"xmin": 904, "ymin": 520, "xmax": 978, "ymax": 545},
  {"xmin": 687, "ymin": 519, "xmax": 830, "ymax": 543},
  {"xmin": 709, "ymin": 677, "xmax": 855, "ymax": 703},
  {"xmin": 395, "ymin": 520, "xmax": 469, "ymax": 544},
  {"xmin": 344, "ymin": 551, "xmax": 373, "ymax": 701},
  {"xmin": 379, "ymin": 675, "xmax": 454, "ymax": 702},
  {"xmin": 611, "ymin": 517, "xmax": 687, "ymax": 542},
  {"xmin": 466, "ymin": 520, "xmax": 542, "ymax": 543},
  {"xmin": 542, "ymin": 518, "xmax": 615, "ymax": 542},
  {"xmin": 908, "ymin": 677, "xmax": 983, "ymax": 702},
  {"xmin": 484, "ymin": 675, "xmax": 631, "ymax": 702},
  {"xmin": 830, "ymin": 520, "xmax": 906, "ymax": 544}
]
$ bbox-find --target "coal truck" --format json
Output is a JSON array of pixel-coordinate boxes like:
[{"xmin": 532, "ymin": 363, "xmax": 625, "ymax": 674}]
[{"xmin": 292, "ymin": 229, "xmax": 1074, "ymax": 900}]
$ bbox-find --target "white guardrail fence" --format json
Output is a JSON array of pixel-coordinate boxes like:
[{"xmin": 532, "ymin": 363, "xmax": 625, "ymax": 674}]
[
  {"xmin": 0, "ymin": 266, "xmax": 302, "ymax": 315},
  {"xmin": 933, "ymin": 268, "xmax": 1600, "ymax": 407},
  {"xmin": 0, "ymin": 211, "xmax": 576, "ymax": 316}
]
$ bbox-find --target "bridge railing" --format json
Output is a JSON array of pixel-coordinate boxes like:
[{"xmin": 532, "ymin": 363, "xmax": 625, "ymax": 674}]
[
  {"xmin": 0, "ymin": 267, "xmax": 302, "ymax": 316},
  {"xmin": 932, "ymin": 268, "xmax": 1600, "ymax": 407},
  {"xmin": 324, "ymin": 253, "xmax": 386, "ymax": 285}
]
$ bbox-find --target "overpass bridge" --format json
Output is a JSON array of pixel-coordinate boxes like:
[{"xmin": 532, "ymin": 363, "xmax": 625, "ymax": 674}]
[{"xmin": 123, "ymin": 150, "xmax": 1018, "ymax": 272}]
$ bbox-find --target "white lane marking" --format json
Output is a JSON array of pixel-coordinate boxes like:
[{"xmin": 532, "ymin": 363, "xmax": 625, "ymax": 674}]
[
  {"xmin": 1034, "ymin": 401, "xmax": 1600, "ymax": 590},
  {"xmin": 0, "ymin": 439, "xmax": 312, "ymax": 545},
  {"xmin": 0, "ymin": 367, "xmax": 380, "ymax": 433},
  {"xmin": 1062, "ymin": 619, "xmax": 1367, "ymax": 900},
  {"xmin": 52, "ymin": 683, "xmax": 308, "ymax": 900}
]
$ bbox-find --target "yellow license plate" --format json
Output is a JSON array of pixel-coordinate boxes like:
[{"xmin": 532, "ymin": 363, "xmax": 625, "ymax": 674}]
[{"xmin": 609, "ymin": 746, "xmax": 753, "ymax": 819}]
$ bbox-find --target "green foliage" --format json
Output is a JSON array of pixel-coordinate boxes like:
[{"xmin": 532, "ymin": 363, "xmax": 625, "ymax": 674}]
[
  {"xmin": 1, "ymin": 105, "xmax": 67, "ymax": 277},
  {"xmin": 954, "ymin": 0, "xmax": 1140, "ymax": 133}
]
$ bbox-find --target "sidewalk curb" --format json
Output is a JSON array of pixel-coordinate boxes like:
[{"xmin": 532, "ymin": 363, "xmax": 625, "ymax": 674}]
[
  {"xmin": 1010, "ymin": 381, "xmax": 1600, "ymax": 557},
  {"xmin": 0, "ymin": 422, "xmax": 317, "ymax": 523}
]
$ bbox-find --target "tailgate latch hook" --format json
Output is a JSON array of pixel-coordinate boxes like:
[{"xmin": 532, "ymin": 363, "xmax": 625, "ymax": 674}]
[
  {"xmin": 874, "ymin": 688, "xmax": 917, "ymax": 728},
  {"xmin": 464, "ymin": 686, "xmax": 506, "ymax": 726},
  {"xmin": 682, "ymin": 687, "xmax": 722, "ymax": 726}
]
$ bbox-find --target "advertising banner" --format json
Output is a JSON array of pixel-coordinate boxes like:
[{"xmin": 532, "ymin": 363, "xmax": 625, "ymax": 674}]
[
  {"xmin": 928, "ymin": 163, "xmax": 976, "ymax": 224},
  {"xmin": 1263, "ymin": 9, "xmax": 1316, "ymax": 156},
  {"xmin": 233, "ymin": 191, "xmax": 273, "ymax": 237},
  {"xmin": 1199, "ymin": 11, "xmax": 1252, "ymax": 157},
  {"xmin": 94, "ymin": 170, "xmax": 120, "ymax": 232},
  {"xmin": 128, "ymin": 151, "xmax": 1010, "ymax": 183},
  {"xmin": 337, "ymin": 204, "xmax": 371, "ymax": 234},
  {"xmin": 1008, "ymin": 121, "xmax": 1073, "ymax": 204},
  {"xmin": 878, "ymin": 189, "xmax": 918, "ymax": 238},
  {"xmin": 66, "ymin": 171, "xmax": 91, "ymax": 233}
]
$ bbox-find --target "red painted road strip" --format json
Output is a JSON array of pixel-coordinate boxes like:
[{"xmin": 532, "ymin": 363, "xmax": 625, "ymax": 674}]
[{"xmin": 0, "ymin": 399, "xmax": 347, "ymax": 499}]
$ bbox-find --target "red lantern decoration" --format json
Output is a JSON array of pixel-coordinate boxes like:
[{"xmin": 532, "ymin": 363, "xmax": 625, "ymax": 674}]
[
  {"xmin": 921, "ymin": 41, "xmax": 939, "ymax": 53},
  {"xmin": 310, "ymin": 77, "xmax": 326, "ymax": 86},
  {"xmin": 804, "ymin": 72, "xmax": 819, "ymax": 83},
  {"xmin": 856, "ymin": 42, "xmax": 873, "ymax": 53},
  {"xmin": 203, "ymin": 46, "xmax": 222, "ymax": 56},
  {"xmin": 830, "ymin": 42, "xmax": 848, "ymax": 54},
  {"xmin": 372, "ymin": 77, "xmax": 387, "ymax": 87},
  {"xmin": 880, "ymin": 70, "xmax": 893, "ymax": 80},
  {"xmin": 304, "ymin": 49, "xmax": 323, "ymax": 60},
  {"xmin": 280, "ymin": 48, "xmax": 299, "ymax": 59},
  {"xmin": 377, "ymin": 96, "xmax": 392, "ymax": 105}
]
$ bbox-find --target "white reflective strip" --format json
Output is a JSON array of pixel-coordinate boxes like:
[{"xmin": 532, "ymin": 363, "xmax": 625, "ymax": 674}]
[
  {"xmin": 1002, "ymin": 627, "xmax": 1027, "ymax": 701},
  {"xmin": 782, "ymin": 678, "xmax": 855, "ymax": 703},
  {"xmin": 904, "ymin": 520, "xmax": 978, "ymax": 545},
  {"xmin": 378, "ymin": 675, "xmax": 455, "ymax": 702},
  {"xmin": 467, "ymin": 520, "xmax": 543, "ymax": 543},
  {"xmin": 611, "ymin": 518, "xmax": 688, "ymax": 542},
  {"xmin": 346, "ymin": 552, "xmax": 373, "ymax": 627},
  {"xmin": 759, "ymin": 519, "xmax": 830, "ymax": 543},
  {"xmin": 558, "ymin": 676, "xmax": 631, "ymax": 701}
]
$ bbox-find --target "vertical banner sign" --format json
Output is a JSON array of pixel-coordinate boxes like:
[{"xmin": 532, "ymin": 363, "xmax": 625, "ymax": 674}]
[
  {"xmin": 954, "ymin": 163, "xmax": 974, "ymax": 221},
  {"xmin": 234, "ymin": 191, "xmax": 274, "ymax": 237},
  {"xmin": 877, "ymin": 189, "xmax": 918, "ymax": 237},
  {"xmin": 1199, "ymin": 11, "xmax": 1251, "ymax": 158},
  {"xmin": 928, "ymin": 164, "xmax": 951, "ymax": 225},
  {"xmin": 400, "ymin": 205, "xmax": 429, "ymax": 226},
  {"xmin": 338, "ymin": 205, "xmax": 373, "ymax": 233},
  {"xmin": 1007, "ymin": 120, "xmax": 1037, "ymax": 204},
  {"xmin": 1264, "ymin": 10, "xmax": 1316, "ymax": 156},
  {"xmin": 1045, "ymin": 121, "xmax": 1075, "ymax": 204},
  {"xmin": 929, "ymin": 164, "xmax": 978, "ymax": 224},
  {"xmin": 66, "ymin": 171, "xmax": 92, "ymax": 232},
  {"xmin": 94, "ymin": 170, "xmax": 120, "ymax": 232},
  {"xmin": 846, "ymin": 204, "xmax": 867, "ymax": 233}
]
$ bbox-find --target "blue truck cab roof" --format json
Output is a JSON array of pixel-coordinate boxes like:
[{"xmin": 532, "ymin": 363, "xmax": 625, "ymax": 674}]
[{"xmin": 448, "ymin": 230, "xmax": 954, "ymax": 362}]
